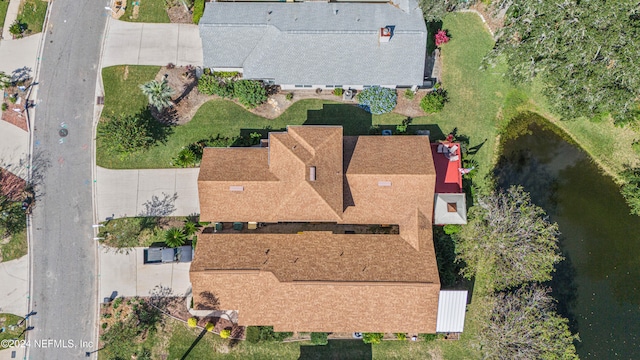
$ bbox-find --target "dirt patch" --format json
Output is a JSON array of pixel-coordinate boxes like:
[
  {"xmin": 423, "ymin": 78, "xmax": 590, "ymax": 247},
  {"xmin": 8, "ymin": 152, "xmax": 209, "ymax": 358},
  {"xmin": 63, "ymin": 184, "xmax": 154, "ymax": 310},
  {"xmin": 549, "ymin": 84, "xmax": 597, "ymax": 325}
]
[
  {"xmin": 167, "ymin": 5, "xmax": 192, "ymax": 24},
  {"xmin": 1, "ymin": 83, "xmax": 32, "ymax": 131},
  {"xmin": 395, "ymin": 90, "xmax": 428, "ymax": 118},
  {"xmin": 153, "ymin": 66, "xmax": 210, "ymax": 125}
]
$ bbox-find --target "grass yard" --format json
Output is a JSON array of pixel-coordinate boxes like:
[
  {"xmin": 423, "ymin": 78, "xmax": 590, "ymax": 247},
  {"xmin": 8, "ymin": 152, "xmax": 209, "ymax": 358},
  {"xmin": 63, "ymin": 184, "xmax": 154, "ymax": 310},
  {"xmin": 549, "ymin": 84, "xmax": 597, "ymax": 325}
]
[
  {"xmin": 1, "ymin": 230, "xmax": 27, "ymax": 262},
  {"xmin": 101, "ymin": 65, "xmax": 160, "ymax": 118},
  {"xmin": 0, "ymin": 0, "xmax": 9, "ymax": 31},
  {"xmin": 0, "ymin": 314, "xmax": 25, "ymax": 343},
  {"xmin": 17, "ymin": 0, "xmax": 47, "ymax": 34},
  {"xmin": 121, "ymin": 0, "xmax": 170, "ymax": 23}
]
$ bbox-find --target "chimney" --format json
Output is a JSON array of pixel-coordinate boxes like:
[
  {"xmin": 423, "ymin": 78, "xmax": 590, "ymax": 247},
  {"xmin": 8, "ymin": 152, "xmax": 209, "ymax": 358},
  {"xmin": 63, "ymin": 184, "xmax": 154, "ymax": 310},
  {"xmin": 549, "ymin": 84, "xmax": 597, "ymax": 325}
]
[{"xmin": 380, "ymin": 27, "xmax": 392, "ymax": 43}]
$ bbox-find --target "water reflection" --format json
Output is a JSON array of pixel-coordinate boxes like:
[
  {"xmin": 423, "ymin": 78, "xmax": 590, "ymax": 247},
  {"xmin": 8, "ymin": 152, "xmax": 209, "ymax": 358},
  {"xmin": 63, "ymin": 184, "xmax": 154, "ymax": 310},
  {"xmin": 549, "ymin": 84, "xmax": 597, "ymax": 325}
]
[{"xmin": 494, "ymin": 114, "xmax": 640, "ymax": 358}]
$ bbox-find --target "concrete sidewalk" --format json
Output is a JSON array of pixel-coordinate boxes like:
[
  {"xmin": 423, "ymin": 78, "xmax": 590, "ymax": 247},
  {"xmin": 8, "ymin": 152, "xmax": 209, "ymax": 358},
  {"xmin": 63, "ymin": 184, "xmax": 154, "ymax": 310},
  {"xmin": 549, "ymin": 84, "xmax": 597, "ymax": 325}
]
[
  {"xmin": 0, "ymin": 255, "xmax": 28, "ymax": 316},
  {"xmin": 102, "ymin": 20, "xmax": 202, "ymax": 68},
  {"xmin": 1, "ymin": 0, "xmax": 20, "ymax": 41},
  {"xmin": 0, "ymin": 35, "xmax": 41, "ymax": 75},
  {"xmin": 99, "ymin": 246, "xmax": 191, "ymax": 301},
  {"xmin": 0, "ymin": 121, "xmax": 29, "ymax": 179},
  {"xmin": 96, "ymin": 167, "xmax": 200, "ymax": 221}
]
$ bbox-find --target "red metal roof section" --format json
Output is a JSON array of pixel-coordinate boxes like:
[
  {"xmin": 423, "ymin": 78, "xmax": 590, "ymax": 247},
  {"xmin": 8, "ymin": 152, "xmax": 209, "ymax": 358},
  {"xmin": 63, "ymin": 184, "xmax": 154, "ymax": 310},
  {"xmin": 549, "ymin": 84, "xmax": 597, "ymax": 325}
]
[{"xmin": 431, "ymin": 142, "xmax": 463, "ymax": 194}]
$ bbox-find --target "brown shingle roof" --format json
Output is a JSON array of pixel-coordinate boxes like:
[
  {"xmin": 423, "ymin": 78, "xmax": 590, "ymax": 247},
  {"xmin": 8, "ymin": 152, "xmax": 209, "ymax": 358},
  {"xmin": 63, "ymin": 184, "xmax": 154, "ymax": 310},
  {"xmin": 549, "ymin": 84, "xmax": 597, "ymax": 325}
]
[{"xmin": 193, "ymin": 126, "xmax": 441, "ymax": 333}]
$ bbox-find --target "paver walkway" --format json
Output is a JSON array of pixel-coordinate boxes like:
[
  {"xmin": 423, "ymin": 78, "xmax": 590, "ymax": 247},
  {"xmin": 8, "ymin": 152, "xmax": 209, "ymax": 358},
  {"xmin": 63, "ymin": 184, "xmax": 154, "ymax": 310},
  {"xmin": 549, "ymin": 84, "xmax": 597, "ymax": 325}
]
[
  {"xmin": 0, "ymin": 255, "xmax": 28, "ymax": 316},
  {"xmin": 102, "ymin": 20, "xmax": 202, "ymax": 68},
  {"xmin": 96, "ymin": 167, "xmax": 200, "ymax": 221},
  {"xmin": 98, "ymin": 246, "xmax": 191, "ymax": 301}
]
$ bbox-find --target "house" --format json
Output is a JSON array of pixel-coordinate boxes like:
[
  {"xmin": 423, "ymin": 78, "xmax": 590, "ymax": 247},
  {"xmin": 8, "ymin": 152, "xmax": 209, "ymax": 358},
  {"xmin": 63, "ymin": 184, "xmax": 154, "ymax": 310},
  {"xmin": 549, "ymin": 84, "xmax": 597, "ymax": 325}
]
[
  {"xmin": 198, "ymin": 0, "xmax": 427, "ymax": 90},
  {"xmin": 190, "ymin": 126, "xmax": 467, "ymax": 333}
]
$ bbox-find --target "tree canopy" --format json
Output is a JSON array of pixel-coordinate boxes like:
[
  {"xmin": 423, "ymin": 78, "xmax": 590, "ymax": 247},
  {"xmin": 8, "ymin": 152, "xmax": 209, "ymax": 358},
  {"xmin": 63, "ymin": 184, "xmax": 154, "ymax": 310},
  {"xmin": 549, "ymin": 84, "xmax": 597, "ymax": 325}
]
[
  {"xmin": 490, "ymin": 0, "xmax": 640, "ymax": 125},
  {"xmin": 455, "ymin": 186, "xmax": 562, "ymax": 290},
  {"xmin": 478, "ymin": 285, "xmax": 579, "ymax": 360}
]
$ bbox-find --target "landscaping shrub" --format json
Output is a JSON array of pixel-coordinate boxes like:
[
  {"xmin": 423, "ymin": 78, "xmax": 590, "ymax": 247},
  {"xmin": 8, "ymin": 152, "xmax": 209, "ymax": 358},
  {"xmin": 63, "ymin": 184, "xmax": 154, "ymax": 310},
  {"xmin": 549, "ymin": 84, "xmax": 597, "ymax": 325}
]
[
  {"xmin": 213, "ymin": 71, "xmax": 239, "ymax": 79},
  {"xmin": 311, "ymin": 332, "xmax": 328, "ymax": 345},
  {"xmin": 245, "ymin": 326, "xmax": 292, "ymax": 342},
  {"xmin": 205, "ymin": 322, "xmax": 214, "ymax": 332},
  {"xmin": 97, "ymin": 110, "xmax": 169, "ymax": 156},
  {"xmin": 357, "ymin": 86, "xmax": 397, "ymax": 114},
  {"xmin": 404, "ymin": 88, "xmax": 415, "ymax": 100},
  {"xmin": 102, "ymin": 322, "xmax": 108, "ymax": 329},
  {"xmin": 420, "ymin": 333, "xmax": 440, "ymax": 342},
  {"xmin": 246, "ymin": 326, "xmax": 260, "ymax": 343},
  {"xmin": 362, "ymin": 332, "xmax": 384, "ymax": 344},
  {"xmin": 286, "ymin": 92, "xmax": 293, "ymax": 101},
  {"xmin": 172, "ymin": 147, "xmax": 198, "ymax": 168},
  {"xmin": 8, "ymin": 95, "xmax": 16, "ymax": 104},
  {"xmin": 435, "ymin": 29, "xmax": 450, "ymax": 46},
  {"xmin": 192, "ymin": 0, "xmax": 204, "ymax": 24},
  {"xmin": 420, "ymin": 89, "xmax": 448, "ymax": 113},
  {"xmin": 332, "ymin": 88, "xmax": 343, "ymax": 96},
  {"xmin": 164, "ymin": 227, "xmax": 186, "ymax": 248},
  {"xmin": 233, "ymin": 80, "xmax": 267, "ymax": 108},
  {"xmin": 220, "ymin": 329, "xmax": 231, "ymax": 339},
  {"xmin": 187, "ymin": 317, "xmax": 197, "ymax": 328},
  {"xmin": 9, "ymin": 19, "xmax": 27, "ymax": 38},
  {"xmin": 1, "ymin": 103, "xmax": 7, "ymax": 111},
  {"xmin": 197, "ymin": 74, "xmax": 234, "ymax": 98},
  {"xmin": 395, "ymin": 333, "xmax": 407, "ymax": 340}
]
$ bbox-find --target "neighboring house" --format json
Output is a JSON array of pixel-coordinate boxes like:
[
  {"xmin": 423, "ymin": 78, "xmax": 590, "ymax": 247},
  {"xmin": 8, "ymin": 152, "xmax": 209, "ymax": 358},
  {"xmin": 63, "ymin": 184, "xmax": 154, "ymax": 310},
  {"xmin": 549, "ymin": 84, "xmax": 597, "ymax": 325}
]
[
  {"xmin": 198, "ymin": 0, "xmax": 427, "ymax": 90},
  {"xmin": 190, "ymin": 126, "xmax": 466, "ymax": 333}
]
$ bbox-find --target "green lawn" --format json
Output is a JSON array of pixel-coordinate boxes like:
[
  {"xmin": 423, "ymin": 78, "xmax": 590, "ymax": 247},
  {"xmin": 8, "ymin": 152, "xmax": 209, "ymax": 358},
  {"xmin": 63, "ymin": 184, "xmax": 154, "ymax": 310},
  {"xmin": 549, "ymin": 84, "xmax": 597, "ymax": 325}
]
[
  {"xmin": 121, "ymin": 0, "xmax": 170, "ymax": 23},
  {"xmin": 101, "ymin": 65, "xmax": 160, "ymax": 118},
  {"xmin": 0, "ymin": 313, "xmax": 26, "ymax": 343},
  {"xmin": 17, "ymin": 0, "xmax": 47, "ymax": 34},
  {"xmin": 1, "ymin": 230, "xmax": 27, "ymax": 262},
  {"xmin": 0, "ymin": 0, "xmax": 10, "ymax": 32}
]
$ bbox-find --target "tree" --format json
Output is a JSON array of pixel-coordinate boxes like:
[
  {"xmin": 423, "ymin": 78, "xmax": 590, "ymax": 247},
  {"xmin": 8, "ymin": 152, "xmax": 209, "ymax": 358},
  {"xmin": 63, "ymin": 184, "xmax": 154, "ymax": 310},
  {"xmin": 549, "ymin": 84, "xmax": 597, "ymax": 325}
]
[
  {"xmin": 477, "ymin": 285, "xmax": 579, "ymax": 360},
  {"xmin": 97, "ymin": 111, "xmax": 168, "ymax": 156},
  {"xmin": 455, "ymin": 186, "xmax": 562, "ymax": 290},
  {"xmin": 489, "ymin": 1, "xmax": 640, "ymax": 125},
  {"xmin": 362, "ymin": 333, "xmax": 384, "ymax": 345},
  {"xmin": 357, "ymin": 86, "xmax": 397, "ymax": 115},
  {"xmin": 164, "ymin": 227, "xmax": 186, "ymax": 248},
  {"xmin": 0, "ymin": 71, "xmax": 11, "ymax": 90},
  {"xmin": 621, "ymin": 166, "xmax": 640, "ymax": 216},
  {"xmin": 139, "ymin": 79, "xmax": 175, "ymax": 111},
  {"xmin": 418, "ymin": 0, "xmax": 468, "ymax": 22},
  {"xmin": 233, "ymin": 80, "xmax": 267, "ymax": 108}
]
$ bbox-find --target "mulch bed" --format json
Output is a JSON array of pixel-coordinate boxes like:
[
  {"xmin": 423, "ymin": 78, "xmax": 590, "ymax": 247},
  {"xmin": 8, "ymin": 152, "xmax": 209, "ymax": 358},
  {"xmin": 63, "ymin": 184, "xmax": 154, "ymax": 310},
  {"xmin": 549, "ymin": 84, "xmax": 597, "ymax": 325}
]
[
  {"xmin": 1, "ymin": 102, "xmax": 29, "ymax": 131},
  {"xmin": 167, "ymin": 5, "xmax": 192, "ymax": 24}
]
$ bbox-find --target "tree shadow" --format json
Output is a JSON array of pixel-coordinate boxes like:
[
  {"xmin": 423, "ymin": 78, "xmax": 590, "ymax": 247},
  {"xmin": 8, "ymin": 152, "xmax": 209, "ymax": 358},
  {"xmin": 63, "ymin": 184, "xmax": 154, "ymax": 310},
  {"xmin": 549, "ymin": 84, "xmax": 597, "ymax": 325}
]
[
  {"xmin": 180, "ymin": 328, "xmax": 208, "ymax": 360},
  {"xmin": 548, "ymin": 248, "xmax": 579, "ymax": 333},
  {"xmin": 138, "ymin": 192, "xmax": 178, "ymax": 217},
  {"xmin": 196, "ymin": 291, "xmax": 220, "ymax": 310},
  {"xmin": 299, "ymin": 339, "xmax": 372, "ymax": 360},
  {"xmin": 11, "ymin": 66, "xmax": 32, "ymax": 84},
  {"xmin": 304, "ymin": 104, "xmax": 372, "ymax": 136}
]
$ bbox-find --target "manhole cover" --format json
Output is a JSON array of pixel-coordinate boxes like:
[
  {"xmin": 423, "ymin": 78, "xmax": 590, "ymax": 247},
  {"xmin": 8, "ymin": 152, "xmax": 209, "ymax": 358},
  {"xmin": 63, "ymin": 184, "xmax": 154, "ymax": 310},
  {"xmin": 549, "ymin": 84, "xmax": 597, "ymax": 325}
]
[{"xmin": 59, "ymin": 128, "xmax": 69, "ymax": 137}]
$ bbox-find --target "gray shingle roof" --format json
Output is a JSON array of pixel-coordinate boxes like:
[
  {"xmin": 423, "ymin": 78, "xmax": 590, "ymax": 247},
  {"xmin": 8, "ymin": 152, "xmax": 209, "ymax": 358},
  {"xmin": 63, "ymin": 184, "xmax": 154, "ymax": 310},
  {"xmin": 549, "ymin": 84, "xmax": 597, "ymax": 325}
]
[{"xmin": 199, "ymin": 1, "xmax": 427, "ymax": 86}]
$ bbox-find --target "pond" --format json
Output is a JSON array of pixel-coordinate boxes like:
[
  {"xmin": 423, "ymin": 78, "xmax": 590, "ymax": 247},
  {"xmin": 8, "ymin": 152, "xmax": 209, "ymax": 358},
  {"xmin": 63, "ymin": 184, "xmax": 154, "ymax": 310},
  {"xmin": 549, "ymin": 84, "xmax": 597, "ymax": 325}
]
[{"xmin": 494, "ymin": 113, "xmax": 640, "ymax": 359}]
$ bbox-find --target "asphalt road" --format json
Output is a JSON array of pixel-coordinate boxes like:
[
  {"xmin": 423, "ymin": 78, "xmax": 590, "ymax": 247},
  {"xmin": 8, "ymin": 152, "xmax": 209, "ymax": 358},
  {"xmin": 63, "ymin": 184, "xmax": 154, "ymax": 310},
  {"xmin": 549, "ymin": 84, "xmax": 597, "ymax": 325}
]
[{"xmin": 28, "ymin": 1, "xmax": 107, "ymax": 358}]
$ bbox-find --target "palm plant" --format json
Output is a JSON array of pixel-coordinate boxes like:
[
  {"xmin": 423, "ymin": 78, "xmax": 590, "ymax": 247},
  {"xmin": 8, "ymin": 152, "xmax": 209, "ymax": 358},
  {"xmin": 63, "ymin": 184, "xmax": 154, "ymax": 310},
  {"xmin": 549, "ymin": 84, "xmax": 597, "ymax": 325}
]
[
  {"xmin": 139, "ymin": 79, "xmax": 175, "ymax": 111},
  {"xmin": 164, "ymin": 227, "xmax": 186, "ymax": 248},
  {"xmin": 183, "ymin": 220, "xmax": 198, "ymax": 237}
]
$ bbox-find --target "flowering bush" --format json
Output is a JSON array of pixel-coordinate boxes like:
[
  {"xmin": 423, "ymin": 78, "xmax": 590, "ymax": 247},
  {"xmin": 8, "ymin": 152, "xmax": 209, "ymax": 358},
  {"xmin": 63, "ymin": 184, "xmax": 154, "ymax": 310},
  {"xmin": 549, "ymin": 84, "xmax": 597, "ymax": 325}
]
[
  {"xmin": 357, "ymin": 86, "xmax": 397, "ymax": 115},
  {"xmin": 435, "ymin": 29, "xmax": 450, "ymax": 47},
  {"xmin": 187, "ymin": 317, "xmax": 197, "ymax": 328},
  {"xmin": 220, "ymin": 329, "xmax": 231, "ymax": 339},
  {"xmin": 205, "ymin": 322, "xmax": 214, "ymax": 332}
]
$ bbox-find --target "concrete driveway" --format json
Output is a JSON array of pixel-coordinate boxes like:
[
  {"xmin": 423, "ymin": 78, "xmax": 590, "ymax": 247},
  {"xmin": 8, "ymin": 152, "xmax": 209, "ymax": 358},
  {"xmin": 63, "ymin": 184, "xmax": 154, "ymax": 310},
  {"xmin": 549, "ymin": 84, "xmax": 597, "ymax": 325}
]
[
  {"xmin": 0, "ymin": 255, "xmax": 28, "ymax": 316},
  {"xmin": 99, "ymin": 246, "xmax": 191, "ymax": 301},
  {"xmin": 0, "ymin": 35, "xmax": 41, "ymax": 75},
  {"xmin": 102, "ymin": 20, "xmax": 202, "ymax": 68},
  {"xmin": 96, "ymin": 167, "xmax": 200, "ymax": 221}
]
